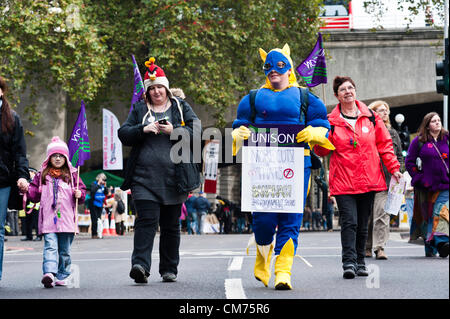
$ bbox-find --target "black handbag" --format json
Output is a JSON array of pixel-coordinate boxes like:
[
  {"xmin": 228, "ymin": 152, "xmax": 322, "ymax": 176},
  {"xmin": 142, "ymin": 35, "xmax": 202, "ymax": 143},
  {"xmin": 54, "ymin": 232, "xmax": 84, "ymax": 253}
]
[{"xmin": 175, "ymin": 161, "xmax": 201, "ymax": 193}]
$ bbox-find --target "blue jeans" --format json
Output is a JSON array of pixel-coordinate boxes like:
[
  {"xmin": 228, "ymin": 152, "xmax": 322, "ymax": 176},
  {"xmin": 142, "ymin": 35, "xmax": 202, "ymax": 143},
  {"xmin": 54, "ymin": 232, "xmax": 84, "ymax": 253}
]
[
  {"xmin": 43, "ymin": 233, "xmax": 74, "ymax": 280},
  {"xmin": 0, "ymin": 186, "xmax": 11, "ymax": 280},
  {"xmin": 405, "ymin": 197, "xmax": 414, "ymax": 228},
  {"xmin": 187, "ymin": 212, "xmax": 198, "ymax": 235}
]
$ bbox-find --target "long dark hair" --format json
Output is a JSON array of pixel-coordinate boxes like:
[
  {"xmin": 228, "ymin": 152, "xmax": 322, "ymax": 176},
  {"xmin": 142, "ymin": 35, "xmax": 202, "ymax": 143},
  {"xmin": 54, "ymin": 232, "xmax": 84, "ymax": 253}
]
[
  {"xmin": 0, "ymin": 76, "xmax": 14, "ymax": 134},
  {"xmin": 417, "ymin": 112, "xmax": 448, "ymax": 143}
]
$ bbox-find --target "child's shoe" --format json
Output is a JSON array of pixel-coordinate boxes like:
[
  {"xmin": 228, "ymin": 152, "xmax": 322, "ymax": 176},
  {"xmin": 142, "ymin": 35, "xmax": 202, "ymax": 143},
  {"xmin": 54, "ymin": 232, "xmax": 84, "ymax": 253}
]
[
  {"xmin": 55, "ymin": 279, "xmax": 67, "ymax": 286},
  {"xmin": 41, "ymin": 273, "xmax": 55, "ymax": 288}
]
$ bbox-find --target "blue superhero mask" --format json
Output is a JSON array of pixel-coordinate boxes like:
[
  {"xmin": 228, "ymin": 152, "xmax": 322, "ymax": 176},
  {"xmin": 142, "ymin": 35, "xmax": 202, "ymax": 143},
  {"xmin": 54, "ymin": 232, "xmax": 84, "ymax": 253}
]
[{"xmin": 263, "ymin": 51, "xmax": 291, "ymax": 76}]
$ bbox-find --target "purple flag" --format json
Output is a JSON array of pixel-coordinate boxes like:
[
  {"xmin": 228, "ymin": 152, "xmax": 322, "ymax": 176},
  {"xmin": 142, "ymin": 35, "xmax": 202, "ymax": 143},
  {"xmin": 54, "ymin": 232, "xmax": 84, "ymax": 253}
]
[
  {"xmin": 130, "ymin": 54, "xmax": 144, "ymax": 113},
  {"xmin": 296, "ymin": 33, "xmax": 327, "ymax": 87},
  {"xmin": 68, "ymin": 101, "xmax": 91, "ymax": 167}
]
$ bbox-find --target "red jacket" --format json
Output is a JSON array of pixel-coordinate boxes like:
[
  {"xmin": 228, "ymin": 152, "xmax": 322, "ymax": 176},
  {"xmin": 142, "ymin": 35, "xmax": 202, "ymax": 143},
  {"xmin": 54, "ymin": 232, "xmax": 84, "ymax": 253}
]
[{"xmin": 315, "ymin": 100, "xmax": 400, "ymax": 196}]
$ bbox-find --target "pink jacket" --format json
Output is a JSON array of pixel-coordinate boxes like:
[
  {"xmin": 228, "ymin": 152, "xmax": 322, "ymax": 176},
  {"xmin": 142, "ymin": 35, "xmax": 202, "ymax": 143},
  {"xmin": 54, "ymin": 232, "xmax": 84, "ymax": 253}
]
[{"xmin": 27, "ymin": 154, "xmax": 86, "ymax": 234}]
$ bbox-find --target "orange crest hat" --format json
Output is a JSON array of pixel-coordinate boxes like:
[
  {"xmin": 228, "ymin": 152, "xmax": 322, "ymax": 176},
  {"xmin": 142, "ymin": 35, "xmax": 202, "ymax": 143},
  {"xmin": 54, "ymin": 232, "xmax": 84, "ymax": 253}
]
[{"xmin": 143, "ymin": 57, "xmax": 173, "ymax": 97}]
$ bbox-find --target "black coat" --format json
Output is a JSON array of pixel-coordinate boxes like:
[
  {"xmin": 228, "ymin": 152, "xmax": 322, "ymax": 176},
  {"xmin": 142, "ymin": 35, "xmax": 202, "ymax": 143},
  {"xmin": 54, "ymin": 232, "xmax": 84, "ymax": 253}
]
[
  {"xmin": 0, "ymin": 110, "xmax": 30, "ymax": 187},
  {"xmin": 0, "ymin": 110, "xmax": 30, "ymax": 209},
  {"xmin": 118, "ymin": 97, "xmax": 201, "ymax": 193}
]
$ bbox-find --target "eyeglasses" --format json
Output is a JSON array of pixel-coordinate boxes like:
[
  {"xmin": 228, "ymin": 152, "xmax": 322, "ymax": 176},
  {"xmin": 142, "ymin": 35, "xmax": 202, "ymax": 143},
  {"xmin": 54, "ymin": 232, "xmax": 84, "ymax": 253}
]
[
  {"xmin": 338, "ymin": 86, "xmax": 355, "ymax": 93},
  {"xmin": 51, "ymin": 154, "xmax": 64, "ymax": 159}
]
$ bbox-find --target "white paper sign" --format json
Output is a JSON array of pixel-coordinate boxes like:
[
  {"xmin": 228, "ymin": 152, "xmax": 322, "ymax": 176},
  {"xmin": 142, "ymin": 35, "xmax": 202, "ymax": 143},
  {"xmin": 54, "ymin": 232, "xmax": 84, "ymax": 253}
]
[
  {"xmin": 241, "ymin": 146, "xmax": 304, "ymax": 213},
  {"xmin": 203, "ymin": 140, "xmax": 220, "ymax": 181},
  {"xmin": 384, "ymin": 175, "xmax": 407, "ymax": 215}
]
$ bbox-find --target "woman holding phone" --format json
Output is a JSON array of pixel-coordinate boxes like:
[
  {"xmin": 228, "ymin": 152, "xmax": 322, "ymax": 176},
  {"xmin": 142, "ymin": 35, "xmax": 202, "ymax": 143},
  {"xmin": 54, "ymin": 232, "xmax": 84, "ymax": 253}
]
[{"xmin": 119, "ymin": 57, "xmax": 200, "ymax": 284}]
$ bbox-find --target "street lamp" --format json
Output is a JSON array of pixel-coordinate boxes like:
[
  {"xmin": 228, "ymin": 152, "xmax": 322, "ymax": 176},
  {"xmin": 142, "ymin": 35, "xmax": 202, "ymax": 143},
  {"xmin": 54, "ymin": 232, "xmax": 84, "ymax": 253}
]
[
  {"xmin": 394, "ymin": 113, "xmax": 404, "ymax": 128},
  {"xmin": 395, "ymin": 113, "xmax": 410, "ymax": 157}
]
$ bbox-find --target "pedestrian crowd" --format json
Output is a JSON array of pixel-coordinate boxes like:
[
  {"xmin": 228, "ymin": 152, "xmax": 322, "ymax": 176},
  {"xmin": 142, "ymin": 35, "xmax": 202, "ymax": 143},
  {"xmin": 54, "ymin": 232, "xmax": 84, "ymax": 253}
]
[{"xmin": 0, "ymin": 45, "xmax": 448, "ymax": 292}]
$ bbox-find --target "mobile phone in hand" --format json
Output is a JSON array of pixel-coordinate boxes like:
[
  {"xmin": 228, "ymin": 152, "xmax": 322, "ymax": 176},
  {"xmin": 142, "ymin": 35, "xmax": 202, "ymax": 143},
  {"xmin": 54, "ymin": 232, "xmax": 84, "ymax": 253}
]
[{"xmin": 158, "ymin": 119, "xmax": 168, "ymax": 125}]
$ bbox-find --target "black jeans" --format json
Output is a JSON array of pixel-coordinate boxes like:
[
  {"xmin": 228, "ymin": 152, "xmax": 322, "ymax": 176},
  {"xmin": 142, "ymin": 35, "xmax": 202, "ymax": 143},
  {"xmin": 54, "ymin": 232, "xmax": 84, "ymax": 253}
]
[
  {"xmin": 335, "ymin": 192, "xmax": 375, "ymax": 269},
  {"xmin": 90, "ymin": 205, "xmax": 102, "ymax": 236},
  {"xmin": 132, "ymin": 200, "xmax": 181, "ymax": 276}
]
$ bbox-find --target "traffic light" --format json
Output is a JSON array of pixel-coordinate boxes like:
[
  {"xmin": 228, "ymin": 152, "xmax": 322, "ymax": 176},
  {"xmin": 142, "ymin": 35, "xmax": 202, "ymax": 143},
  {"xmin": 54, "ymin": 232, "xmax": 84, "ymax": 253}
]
[
  {"xmin": 436, "ymin": 37, "xmax": 449, "ymax": 95},
  {"xmin": 398, "ymin": 126, "xmax": 410, "ymax": 157}
]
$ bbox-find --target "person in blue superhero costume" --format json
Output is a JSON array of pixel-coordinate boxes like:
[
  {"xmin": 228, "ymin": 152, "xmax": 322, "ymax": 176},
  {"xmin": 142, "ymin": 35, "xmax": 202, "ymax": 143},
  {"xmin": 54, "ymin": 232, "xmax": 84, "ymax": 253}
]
[{"xmin": 232, "ymin": 44, "xmax": 334, "ymax": 290}]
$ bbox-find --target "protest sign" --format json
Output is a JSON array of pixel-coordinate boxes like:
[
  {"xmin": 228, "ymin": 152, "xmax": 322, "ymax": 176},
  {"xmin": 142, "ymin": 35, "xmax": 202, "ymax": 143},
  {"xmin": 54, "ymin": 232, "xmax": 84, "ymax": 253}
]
[{"xmin": 241, "ymin": 124, "xmax": 305, "ymax": 213}]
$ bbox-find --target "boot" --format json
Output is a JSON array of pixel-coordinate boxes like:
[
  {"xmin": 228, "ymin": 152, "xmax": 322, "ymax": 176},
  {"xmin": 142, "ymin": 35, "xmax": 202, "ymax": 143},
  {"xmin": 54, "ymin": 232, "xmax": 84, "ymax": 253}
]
[
  {"xmin": 274, "ymin": 238, "xmax": 295, "ymax": 290},
  {"xmin": 254, "ymin": 243, "xmax": 273, "ymax": 287}
]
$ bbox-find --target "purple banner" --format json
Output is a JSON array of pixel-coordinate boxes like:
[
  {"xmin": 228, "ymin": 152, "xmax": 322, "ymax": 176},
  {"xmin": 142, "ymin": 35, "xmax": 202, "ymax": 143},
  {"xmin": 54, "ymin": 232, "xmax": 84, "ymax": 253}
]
[
  {"xmin": 68, "ymin": 101, "xmax": 91, "ymax": 167},
  {"xmin": 130, "ymin": 54, "xmax": 144, "ymax": 113},
  {"xmin": 296, "ymin": 33, "xmax": 327, "ymax": 87}
]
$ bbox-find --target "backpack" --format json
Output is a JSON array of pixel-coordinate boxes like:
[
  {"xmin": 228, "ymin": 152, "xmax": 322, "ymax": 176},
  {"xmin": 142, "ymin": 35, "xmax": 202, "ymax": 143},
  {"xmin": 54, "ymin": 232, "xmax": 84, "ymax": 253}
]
[
  {"xmin": 248, "ymin": 87, "xmax": 322, "ymax": 169},
  {"xmin": 117, "ymin": 199, "xmax": 125, "ymax": 214}
]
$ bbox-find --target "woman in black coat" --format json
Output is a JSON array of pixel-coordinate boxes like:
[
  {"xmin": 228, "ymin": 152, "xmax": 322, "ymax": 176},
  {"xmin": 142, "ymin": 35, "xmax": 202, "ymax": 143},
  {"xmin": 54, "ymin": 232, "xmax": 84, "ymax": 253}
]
[
  {"xmin": 0, "ymin": 75, "xmax": 30, "ymax": 281},
  {"xmin": 118, "ymin": 58, "xmax": 200, "ymax": 284}
]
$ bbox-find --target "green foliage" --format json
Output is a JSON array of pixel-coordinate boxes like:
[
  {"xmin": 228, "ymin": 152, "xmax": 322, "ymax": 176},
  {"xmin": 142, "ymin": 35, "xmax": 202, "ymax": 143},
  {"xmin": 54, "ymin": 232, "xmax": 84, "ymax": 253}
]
[
  {"xmin": 1, "ymin": 0, "xmax": 324, "ymax": 127},
  {"xmin": 0, "ymin": 0, "xmax": 111, "ymax": 124}
]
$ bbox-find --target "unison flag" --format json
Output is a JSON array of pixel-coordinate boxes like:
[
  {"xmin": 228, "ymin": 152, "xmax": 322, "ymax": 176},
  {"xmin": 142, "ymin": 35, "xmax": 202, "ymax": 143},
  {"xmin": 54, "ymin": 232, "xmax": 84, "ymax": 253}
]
[
  {"xmin": 296, "ymin": 33, "xmax": 327, "ymax": 87},
  {"xmin": 130, "ymin": 54, "xmax": 144, "ymax": 113},
  {"xmin": 68, "ymin": 101, "xmax": 91, "ymax": 167}
]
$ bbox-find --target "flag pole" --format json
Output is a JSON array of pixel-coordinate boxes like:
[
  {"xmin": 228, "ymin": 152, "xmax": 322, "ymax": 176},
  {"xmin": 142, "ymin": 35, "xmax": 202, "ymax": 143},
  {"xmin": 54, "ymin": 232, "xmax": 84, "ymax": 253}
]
[
  {"xmin": 75, "ymin": 166, "xmax": 80, "ymax": 233},
  {"xmin": 322, "ymin": 84, "xmax": 326, "ymax": 106}
]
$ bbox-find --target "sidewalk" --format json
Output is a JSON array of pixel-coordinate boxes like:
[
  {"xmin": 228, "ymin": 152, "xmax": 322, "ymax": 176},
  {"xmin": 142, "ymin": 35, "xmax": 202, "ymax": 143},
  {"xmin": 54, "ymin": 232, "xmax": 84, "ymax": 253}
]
[{"xmin": 301, "ymin": 215, "xmax": 411, "ymax": 234}]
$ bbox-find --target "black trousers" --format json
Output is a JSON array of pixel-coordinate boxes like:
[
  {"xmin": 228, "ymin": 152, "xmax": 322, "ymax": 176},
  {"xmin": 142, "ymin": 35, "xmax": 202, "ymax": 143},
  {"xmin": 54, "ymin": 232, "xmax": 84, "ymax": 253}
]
[
  {"xmin": 132, "ymin": 200, "xmax": 181, "ymax": 276},
  {"xmin": 335, "ymin": 192, "xmax": 375, "ymax": 269},
  {"xmin": 90, "ymin": 205, "xmax": 102, "ymax": 236}
]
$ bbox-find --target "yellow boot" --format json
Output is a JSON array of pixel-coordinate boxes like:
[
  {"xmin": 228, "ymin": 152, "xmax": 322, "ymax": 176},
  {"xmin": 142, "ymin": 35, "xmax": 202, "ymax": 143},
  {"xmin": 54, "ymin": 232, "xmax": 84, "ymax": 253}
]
[
  {"xmin": 274, "ymin": 238, "xmax": 295, "ymax": 290},
  {"xmin": 254, "ymin": 243, "xmax": 273, "ymax": 287}
]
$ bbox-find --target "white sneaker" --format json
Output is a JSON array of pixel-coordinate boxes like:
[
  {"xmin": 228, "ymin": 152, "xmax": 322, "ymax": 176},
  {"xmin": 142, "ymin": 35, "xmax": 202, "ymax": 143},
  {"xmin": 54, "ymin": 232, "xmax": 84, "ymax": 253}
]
[{"xmin": 41, "ymin": 273, "xmax": 55, "ymax": 288}]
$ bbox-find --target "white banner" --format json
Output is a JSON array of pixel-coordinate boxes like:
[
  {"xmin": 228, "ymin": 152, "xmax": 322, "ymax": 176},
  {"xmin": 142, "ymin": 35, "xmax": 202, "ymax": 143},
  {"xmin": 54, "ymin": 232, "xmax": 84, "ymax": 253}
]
[
  {"xmin": 102, "ymin": 108, "xmax": 123, "ymax": 170},
  {"xmin": 204, "ymin": 140, "xmax": 220, "ymax": 181},
  {"xmin": 241, "ymin": 146, "xmax": 304, "ymax": 213}
]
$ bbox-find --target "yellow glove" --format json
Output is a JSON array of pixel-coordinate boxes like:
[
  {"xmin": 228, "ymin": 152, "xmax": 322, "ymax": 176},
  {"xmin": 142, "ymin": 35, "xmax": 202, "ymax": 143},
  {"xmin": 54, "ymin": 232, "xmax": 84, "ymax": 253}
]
[
  {"xmin": 296, "ymin": 126, "xmax": 335, "ymax": 150},
  {"xmin": 231, "ymin": 125, "xmax": 252, "ymax": 155}
]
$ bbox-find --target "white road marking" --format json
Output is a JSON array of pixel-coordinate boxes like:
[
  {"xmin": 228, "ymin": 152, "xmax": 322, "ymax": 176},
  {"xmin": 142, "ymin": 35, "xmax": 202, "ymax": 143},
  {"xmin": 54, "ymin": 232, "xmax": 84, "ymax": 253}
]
[
  {"xmin": 228, "ymin": 256, "xmax": 244, "ymax": 271},
  {"xmin": 225, "ymin": 278, "xmax": 247, "ymax": 299},
  {"xmin": 296, "ymin": 255, "xmax": 313, "ymax": 267}
]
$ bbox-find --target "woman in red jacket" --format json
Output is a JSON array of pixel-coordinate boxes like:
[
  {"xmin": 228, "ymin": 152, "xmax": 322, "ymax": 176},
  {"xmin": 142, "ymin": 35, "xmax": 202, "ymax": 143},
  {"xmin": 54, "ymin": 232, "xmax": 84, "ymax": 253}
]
[{"xmin": 315, "ymin": 76, "xmax": 402, "ymax": 279}]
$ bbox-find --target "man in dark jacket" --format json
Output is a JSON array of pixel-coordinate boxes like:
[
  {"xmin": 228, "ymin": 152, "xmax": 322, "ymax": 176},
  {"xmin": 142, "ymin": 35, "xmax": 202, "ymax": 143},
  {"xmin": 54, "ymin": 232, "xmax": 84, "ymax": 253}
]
[{"xmin": 194, "ymin": 192, "xmax": 210, "ymax": 235}]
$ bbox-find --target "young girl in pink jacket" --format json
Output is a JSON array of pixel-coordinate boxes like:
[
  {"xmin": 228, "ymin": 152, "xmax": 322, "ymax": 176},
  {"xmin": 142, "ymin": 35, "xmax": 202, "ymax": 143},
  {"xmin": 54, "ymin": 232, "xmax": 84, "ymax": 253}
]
[{"xmin": 27, "ymin": 136, "xmax": 86, "ymax": 288}]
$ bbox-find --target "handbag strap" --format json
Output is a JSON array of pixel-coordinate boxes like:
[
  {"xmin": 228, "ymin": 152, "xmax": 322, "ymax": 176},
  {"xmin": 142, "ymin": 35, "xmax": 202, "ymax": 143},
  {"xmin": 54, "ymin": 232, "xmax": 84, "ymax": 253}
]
[{"xmin": 431, "ymin": 141, "xmax": 449, "ymax": 175}]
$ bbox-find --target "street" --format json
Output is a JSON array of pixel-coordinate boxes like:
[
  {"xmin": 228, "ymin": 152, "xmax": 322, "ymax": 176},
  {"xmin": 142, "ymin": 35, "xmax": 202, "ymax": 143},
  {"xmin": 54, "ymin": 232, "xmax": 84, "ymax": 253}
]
[{"xmin": 0, "ymin": 231, "xmax": 448, "ymax": 300}]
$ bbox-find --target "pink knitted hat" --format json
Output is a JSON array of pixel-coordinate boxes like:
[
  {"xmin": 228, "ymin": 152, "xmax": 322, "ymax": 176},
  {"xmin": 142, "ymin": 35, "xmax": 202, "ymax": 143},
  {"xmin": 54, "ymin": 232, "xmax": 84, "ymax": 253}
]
[{"xmin": 46, "ymin": 136, "xmax": 69, "ymax": 158}]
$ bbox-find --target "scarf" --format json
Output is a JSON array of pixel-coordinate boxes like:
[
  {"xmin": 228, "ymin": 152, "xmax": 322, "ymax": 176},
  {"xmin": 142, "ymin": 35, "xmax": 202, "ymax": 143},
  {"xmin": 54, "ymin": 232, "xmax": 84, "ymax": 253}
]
[{"xmin": 48, "ymin": 167, "xmax": 63, "ymax": 179}]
